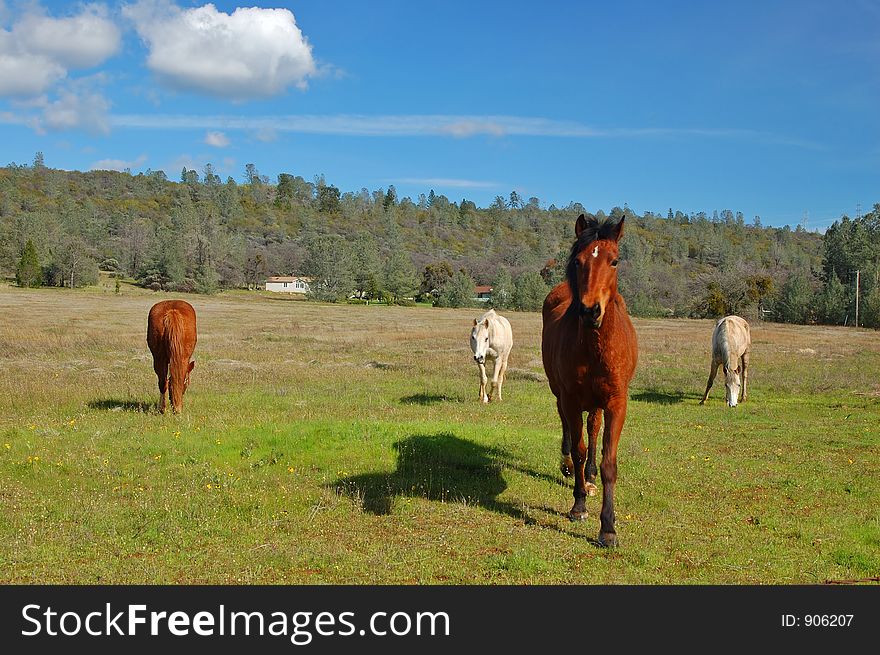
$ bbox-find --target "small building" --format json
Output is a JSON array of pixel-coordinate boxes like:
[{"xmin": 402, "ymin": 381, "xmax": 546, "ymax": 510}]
[
  {"xmin": 474, "ymin": 285, "xmax": 493, "ymax": 302},
  {"xmin": 265, "ymin": 276, "xmax": 312, "ymax": 294}
]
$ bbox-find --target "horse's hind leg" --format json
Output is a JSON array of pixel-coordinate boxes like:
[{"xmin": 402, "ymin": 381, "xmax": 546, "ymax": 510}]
[
  {"xmin": 700, "ymin": 361, "xmax": 719, "ymax": 405},
  {"xmin": 740, "ymin": 352, "xmax": 749, "ymax": 402},
  {"xmin": 557, "ymin": 397, "xmax": 573, "ymax": 477},
  {"xmin": 154, "ymin": 357, "xmax": 168, "ymax": 413},
  {"xmin": 493, "ymin": 355, "xmax": 508, "ymax": 402},
  {"xmin": 585, "ymin": 409, "xmax": 602, "ymax": 496}
]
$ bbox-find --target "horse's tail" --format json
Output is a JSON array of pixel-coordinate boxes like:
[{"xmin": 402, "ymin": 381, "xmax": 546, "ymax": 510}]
[{"xmin": 163, "ymin": 309, "xmax": 186, "ymax": 366}]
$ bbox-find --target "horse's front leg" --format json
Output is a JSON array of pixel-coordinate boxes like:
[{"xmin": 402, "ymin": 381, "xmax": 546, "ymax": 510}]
[
  {"xmin": 488, "ymin": 356, "xmax": 501, "ymax": 402},
  {"xmin": 561, "ymin": 398, "xmax": 587, "ymax": 520},
  {"xmin": 700, "ymin": 361, "xmax": 719, "ymax": 405},
  {"xmin": 585, "ymin": 409, "xmax": 602, "ymax": 496},
  {"xmin": 477, "ymin": 362, "xmax": 489, "ymax": 403},
  {"xmin": 598, "ymin": 397, "xmax": 627, "ymax": 547},
  {"xmin": 154, "ymin": 359, "xmax": 168, "ymax": 414},
  {"xmin": 741, "ymin": 352, "xmax": 749, "ymax": 402}
]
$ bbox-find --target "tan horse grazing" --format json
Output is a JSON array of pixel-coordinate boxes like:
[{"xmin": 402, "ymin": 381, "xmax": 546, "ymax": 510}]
[
  {"xmin": 700, "ymin": 315, "xmax": 750, "ymax": 407},
  {"xmin": 542, "ymin": 214, "xmax": 638, "ymax": 547},
  {"xmin": 147, "ymin": 300, "xmax": 197, "ymax": 413},
  {"xmin": 470, "ymin": 309, "xmax": 513, "ymax": 403}
]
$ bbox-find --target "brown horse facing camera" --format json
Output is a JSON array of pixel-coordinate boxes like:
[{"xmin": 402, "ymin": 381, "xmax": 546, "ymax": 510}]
[
  {"xmin": 147, "ymin": 300, "xmax": 197, "ymax": 413},
  {"xmin": 542, "ymin": 214, "xmax": 638, "ymax": 547}
]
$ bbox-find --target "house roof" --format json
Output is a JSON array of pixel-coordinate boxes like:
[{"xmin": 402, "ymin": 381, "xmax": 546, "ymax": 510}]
[
  {"xmin": 474, "ymin": 285, "xmax": 493, "ymax": 294},
  {"xmin": 266, "ymin": 276, "xmax": 312, "ymax": 282}
]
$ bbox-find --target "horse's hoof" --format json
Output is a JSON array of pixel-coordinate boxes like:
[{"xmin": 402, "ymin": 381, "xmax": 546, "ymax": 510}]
[
  {"xmin": 567, "ymin": 509, "xmax": 588, "ymax": 522},
  {"xmin": 585, "ymin": 482, "xmax": 598, "ymax": 497},
  {"xmin": 560, "ymin": 456, "xmax": 574, "ymax": 477},
  {"xmin": 598, "ymin": 532, "xmax": 618, "ymax": 548}
]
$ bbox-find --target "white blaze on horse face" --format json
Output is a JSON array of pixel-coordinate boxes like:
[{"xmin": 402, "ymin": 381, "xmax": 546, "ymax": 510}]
[
  {"xmin": 725, "ymin": 368, "xmax": 741, "ymax": 407},
  {"xmin": 591, "ymin": 245, "xmax": 599, "ymax": 258}
]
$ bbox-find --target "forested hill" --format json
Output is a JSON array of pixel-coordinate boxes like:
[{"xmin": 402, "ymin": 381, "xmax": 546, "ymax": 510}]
[{"xmin": 2, "ymin": 162, "xmax": 877, "ymax": 326}]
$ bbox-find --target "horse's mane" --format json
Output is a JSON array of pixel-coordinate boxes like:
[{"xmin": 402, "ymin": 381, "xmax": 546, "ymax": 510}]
[{"xmin": 564, "ymin": 214, "xmax": 622, "ymax": 314}]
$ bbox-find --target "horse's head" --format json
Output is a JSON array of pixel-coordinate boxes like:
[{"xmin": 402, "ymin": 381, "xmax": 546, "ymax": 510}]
[
  {"xmin": 169, "ymin": 360, "xmax": 195, "ymax": 413},
  {"xmin": 471, "ymin": 318, "xmax": 491, "ymax": 364},
  {"xmin": 723, "ymin": 363, "xmax": 741, "ymax": 407},
  {"xmin": 566, "ymin": 213, "xmax": 624, "ymax": 329}
]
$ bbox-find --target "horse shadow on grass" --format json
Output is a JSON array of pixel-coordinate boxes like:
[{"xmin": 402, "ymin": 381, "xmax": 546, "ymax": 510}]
[
  {"xmin": 87, "ymin": 398, "xmax": 155, "ymax": 413},
  {"xmin": 631, "ymin": 389, "xmax": 693, "ymax": 405},
  {"xmin": 398, "ymin": 393, "xmax": 460, "ymax": 406},
  {"xmin": 333, "ymin": 433, "xmax": 601, "ymax": 544}
]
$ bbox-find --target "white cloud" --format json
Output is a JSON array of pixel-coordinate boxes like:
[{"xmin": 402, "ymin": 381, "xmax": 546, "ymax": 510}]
[
  {"xmin": 108, "ymin": 113, "xmax": 822, "ymax": 149},
  {"xmin": 439, "ymin": 120, "xmax": 507, "ymax": 138},
  {"xmin": 0, "ymin": 51, "xmax": 65, "ymax": 96},
  {"xmin": 253, "ymin": 127, "xmax": 278, "ymax": 143},
  {"xmin": 123, "ymin": 0, "xmax": 317, "ymax": 99},
  {"xmin": 204, "ymin": 130, "xmax": 230, "ymax": 147},
  {"xmin": 393, "ymin": 177, "xmax": 501, "ymax": 189},
  {"xmin": 0, "ymin": 4, "xmax": 121, "ymax": 98},
  {"xmin": 14, "ymin": 4, "xmax": 121, "ymax": 69},
  {"xmin": 91, "ymin": 154, "xmax": 148, "ymax": 172},
  {"xmin": 39, "ymin": 88, "xmax": 112, "ymax": 134}
]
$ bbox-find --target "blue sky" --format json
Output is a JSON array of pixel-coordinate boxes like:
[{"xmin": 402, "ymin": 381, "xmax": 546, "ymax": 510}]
[{"xmin": 0, "ymin": 0, "xmax": 877, "ymax": 230}]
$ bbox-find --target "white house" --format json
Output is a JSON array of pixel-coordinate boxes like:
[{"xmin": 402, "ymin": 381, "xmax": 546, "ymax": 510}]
[{"xmin": 265, "ymin": 276, "xmax": 312, "ymax": 294}]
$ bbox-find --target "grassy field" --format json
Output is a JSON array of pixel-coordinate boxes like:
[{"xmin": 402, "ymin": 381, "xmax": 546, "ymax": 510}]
[{"xmin": 1, "ymin": 281, "xmax": 878, "ymax": 584}]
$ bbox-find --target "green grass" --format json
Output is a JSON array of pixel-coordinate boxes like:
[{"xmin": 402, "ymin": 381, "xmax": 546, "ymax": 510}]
[{"xmin": 1, "ymin": 282, "xmax": 878, "ymax": 584}]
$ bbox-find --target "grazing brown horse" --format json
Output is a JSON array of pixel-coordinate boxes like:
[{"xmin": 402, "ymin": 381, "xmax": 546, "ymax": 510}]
[
  {"xmin": 542, "ymin": 214, "xmax": 638, "ymax": 547},
  {"xmin": 147, "ymin": 300, "xmax": 197, "ymax": 413}
]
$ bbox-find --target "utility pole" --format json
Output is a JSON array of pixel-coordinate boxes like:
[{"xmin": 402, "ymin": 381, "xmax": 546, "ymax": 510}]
[
  {"xmin": 856, "ymin": 202, "xmax": 862, "ymax": 221},
  {"xmin": 855, "ymin": 270, "xmax": 860, "ymax": 328}
]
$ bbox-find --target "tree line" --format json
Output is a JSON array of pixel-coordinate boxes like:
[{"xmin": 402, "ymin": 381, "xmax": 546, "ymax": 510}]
[{"xmin": 2, "ymin": 155, "xmax": 877, "ymax": 326}]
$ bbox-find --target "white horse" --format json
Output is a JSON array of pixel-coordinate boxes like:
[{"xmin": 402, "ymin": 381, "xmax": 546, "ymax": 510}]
[
  {"xmin": 700, "ymin": 315, "xmax": 751, "ymax": 407},
  {"xmin": 470, "ymin": 309, "xmax": 513, "ymax": 403}
]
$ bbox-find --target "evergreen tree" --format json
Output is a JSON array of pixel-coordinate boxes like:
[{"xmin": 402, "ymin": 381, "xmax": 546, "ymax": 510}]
[
  {"xmin": 383, "ymin": 186, "xmax": 397, "ymax": 212},
  {"xmin": 15, "ymin": 240, "xmax": 42, "ymax": 287},
  {"xmin": 351, "ymin": 234, "xmax": 383, "ymax": 299},
  {"xmin": 490, "ymin": 267, "xmax": 514, "ymax": 309},
  {"xmin": 383, "ymin": 250, "xmax": 418, "ymax": 302},
  {"xmin": 437, "ymin": 270, "xmax": 475, "ymax": 308},
  {"xmin": 817, "ymin": 272, "xmax": 848, "ymax": 324},
  {"xmin": 776, "ymin": 271, "xmax": 816, "ymax": 324},
  {"xmin": 303, "ymin": 234, "xmax": 354, "ymax": 301},
  {"xmin": 513, "ymin": 271, "xmax": 548, "ymax": 312}
]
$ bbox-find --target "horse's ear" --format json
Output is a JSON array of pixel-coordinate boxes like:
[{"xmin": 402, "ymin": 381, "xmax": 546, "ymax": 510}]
[
  {"xmin": 613, "ymin": 216, "xmax": 625, "ymax": 242},
  {"xmin": 473, "ymin": 318, "xmax": 478, "ymax": 326},
  {"xmin": 188, "ymin": 360, "xmax": 195, "ymax": 372},
  {"xmin": 483, "ymin": 319, "xmax": 490, "ymax": 327},
  {"xmin": 575, "ymin": 214, "xmax": 587, "ymax": 238}
]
